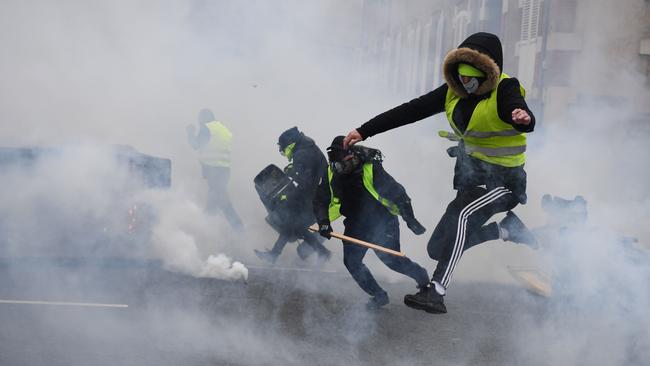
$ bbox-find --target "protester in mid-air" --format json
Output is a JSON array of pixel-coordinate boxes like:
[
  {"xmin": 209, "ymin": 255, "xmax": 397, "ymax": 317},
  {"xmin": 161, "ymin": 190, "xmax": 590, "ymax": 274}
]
[{"xmin": 343, "ymin": 32, "xmax": 538, "ymax": 314}]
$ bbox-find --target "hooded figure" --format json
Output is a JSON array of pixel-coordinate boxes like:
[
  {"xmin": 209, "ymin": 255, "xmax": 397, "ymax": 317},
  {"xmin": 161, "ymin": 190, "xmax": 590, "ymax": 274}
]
[
  {"xmin": 186, "ymin": 108, "xmax": 243, "ymax": 230},
  {"xmin": 254, "ymin": 127, "xmax": 331, "ymax": 264},
  {"xmin": 313, "ymin": 136, "xmax": 429, "ymax": 310},
  {"xmin": 341, "ymin": 32, "xmax": 538, "ymax": 314}
]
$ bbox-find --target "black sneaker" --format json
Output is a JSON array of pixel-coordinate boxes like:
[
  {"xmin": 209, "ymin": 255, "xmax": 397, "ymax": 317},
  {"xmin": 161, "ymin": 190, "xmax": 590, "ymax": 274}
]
[
  {"xmin": 404, "ymin": 284, "xmax": 447, "ymax": 314},
  {"xmin": 366, "ymin": 292, "xmax": 389, "ymax": 310},
  {"xmin": 254, "ymin": 249, "xmax": 278, "ymax": 264},
  {"xmin": 499, "ymin": 211, "xmax": 539, "ymax": 249}
]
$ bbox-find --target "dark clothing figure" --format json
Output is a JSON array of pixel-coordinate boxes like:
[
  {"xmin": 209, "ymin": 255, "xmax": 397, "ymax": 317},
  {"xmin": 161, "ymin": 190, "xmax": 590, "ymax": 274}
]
[
  {"xmin": 255, "ymin": 128, "xmax": 331, "ymax": 263},
  {"xmin": 187, "ymin": 109, "xmax": 243, "ymax": 230},
  {"xmin": 357, "ymin": 72, "xmax": 534, "ymax": 204},
  {"xmin": 314, "ymin": 137, "xmax": 429, "ymax": 309},
  {"xmin": 349, "ymin": 33, "xmax": 537, "ymax": 313},
  {"xmin": 201, "ymin": 166, "xmax": 243, "ymax": 229}
]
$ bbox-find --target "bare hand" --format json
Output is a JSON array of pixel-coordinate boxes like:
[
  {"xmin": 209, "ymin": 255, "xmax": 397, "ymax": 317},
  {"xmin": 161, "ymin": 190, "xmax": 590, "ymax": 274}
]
[
  {"xmin": 511, "ymin": 109, "xmax": 531, "ymax": 125},
  {"xmin": 343, "ymin": 129, "xmax": 363, "ymax": 149}
]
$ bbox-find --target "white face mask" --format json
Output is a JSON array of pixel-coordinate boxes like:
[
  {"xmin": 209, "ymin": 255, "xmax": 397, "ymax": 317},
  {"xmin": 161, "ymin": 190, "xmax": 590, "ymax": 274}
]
[{"xmin": 461, "ymin": 77, "xmax": 480, "ymax": 94}]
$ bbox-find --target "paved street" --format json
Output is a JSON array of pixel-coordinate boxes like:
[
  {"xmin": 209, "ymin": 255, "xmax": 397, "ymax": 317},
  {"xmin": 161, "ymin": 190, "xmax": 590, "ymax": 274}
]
[{"xmin": 0, "ymin": 259, "xmax": 645, "ymax": 366}]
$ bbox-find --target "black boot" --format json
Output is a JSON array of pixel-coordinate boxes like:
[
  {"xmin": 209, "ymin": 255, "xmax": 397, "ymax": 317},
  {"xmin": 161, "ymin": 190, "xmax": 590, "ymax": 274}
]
[
  {"xmin": 404, "ymin": 284, "xmax": 447, "ymax": 314},
  {"xmin": 254, "ymin": 249, "xmax": 278, "ymax": 264},
  {"xmin": 366, "ymin": 291, "xmax": 389, "ymax": 310},
  {"xmin": 499, "ymin": 211, "xmax": 539, "ymax": 249}
]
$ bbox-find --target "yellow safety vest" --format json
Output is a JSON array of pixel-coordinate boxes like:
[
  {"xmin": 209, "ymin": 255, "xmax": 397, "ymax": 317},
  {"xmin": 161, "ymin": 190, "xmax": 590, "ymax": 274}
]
[
  {"xmin": 442, "ymin": 73, "xmax": 527, "ymax": 167},
  {"xmin": 327, "ymin": 163, "xmax": 400, "ymax": 222},
  {"xmin": 200, "ymin": 121, "xmax": 232, "ymax": 167}
]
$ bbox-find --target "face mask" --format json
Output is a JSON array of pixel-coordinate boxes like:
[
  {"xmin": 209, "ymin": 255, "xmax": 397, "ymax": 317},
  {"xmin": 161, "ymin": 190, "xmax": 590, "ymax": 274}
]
[
  {"xmin": 280, "ymin": 142, "xmax": 296, "ymax": 161},
  {"xmin": 331, "ymin": 156, "xmax": 360, "ymax": 175},
  {"xmin": 461, "ymin": 77, "xmax": 480, "ymax": 94}
]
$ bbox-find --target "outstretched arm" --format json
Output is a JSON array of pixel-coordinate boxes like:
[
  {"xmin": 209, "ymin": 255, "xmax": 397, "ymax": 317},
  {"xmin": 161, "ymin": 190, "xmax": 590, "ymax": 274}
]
[{"xmin": 343, "ymin": 84, "xmax": 448, "ymax": 148}]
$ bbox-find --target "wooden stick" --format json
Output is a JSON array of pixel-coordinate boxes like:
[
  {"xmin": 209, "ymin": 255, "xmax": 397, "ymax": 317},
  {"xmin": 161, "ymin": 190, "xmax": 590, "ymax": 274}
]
[{"xmin": 308, "ymin": 224, "xmax": 406, "ymax": 257}]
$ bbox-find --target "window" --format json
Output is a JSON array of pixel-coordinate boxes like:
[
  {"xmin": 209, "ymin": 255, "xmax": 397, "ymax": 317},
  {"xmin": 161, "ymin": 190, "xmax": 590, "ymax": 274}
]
[
  {"xmin": 554, "ymin": 0, "xmax": 577, "ymax": 33},
  {"xmin": 520, "ymin": 0, "xmax": 541, "ymax": 41}
]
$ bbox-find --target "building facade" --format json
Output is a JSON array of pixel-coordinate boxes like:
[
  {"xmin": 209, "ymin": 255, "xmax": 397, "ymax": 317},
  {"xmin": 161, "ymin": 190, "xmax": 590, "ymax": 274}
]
[{"xmin": 358, "ymin": 0, "xmax": 650, "ymax": 124}]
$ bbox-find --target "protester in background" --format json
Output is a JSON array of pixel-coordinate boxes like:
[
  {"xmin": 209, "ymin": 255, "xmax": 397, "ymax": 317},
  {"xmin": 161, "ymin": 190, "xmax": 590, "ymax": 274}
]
[
  {"xmin": 342, "ymin": 32, "xmax": 538, "ymax": 314},
  {"xmin": 254, "ymin": 127, "xmax": 331, "ymax": 264},
  {"xmin": 187, "ymin": 108, "xmax": 243, "ymax": 231},
  {"xmin": 314, "ymin": 136, "xmax": 429, "ymax": 310}
]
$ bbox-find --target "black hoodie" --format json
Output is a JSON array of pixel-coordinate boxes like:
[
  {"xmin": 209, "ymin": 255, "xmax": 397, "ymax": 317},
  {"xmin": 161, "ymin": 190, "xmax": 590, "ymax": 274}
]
[
  {"xmin": 312, "ymin": 150, "xmax": 414, "ymax": 230},
  {"xmin": 283, "ymin": 133, "xmax": 328, "ymax": 210},
  {"xmin": 355, "ymin": 32, "xmax": 534, "ymax": 203}
]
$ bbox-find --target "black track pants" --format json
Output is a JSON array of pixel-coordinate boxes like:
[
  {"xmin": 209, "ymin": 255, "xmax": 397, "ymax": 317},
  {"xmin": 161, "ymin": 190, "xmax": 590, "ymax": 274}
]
[
  {"xmin": 428, "ymin": 186, "xmax": 519, "ymax": 288},
  {"xmin": 343, "ymin": 219, "xmax": 429, "ymax": 296}
]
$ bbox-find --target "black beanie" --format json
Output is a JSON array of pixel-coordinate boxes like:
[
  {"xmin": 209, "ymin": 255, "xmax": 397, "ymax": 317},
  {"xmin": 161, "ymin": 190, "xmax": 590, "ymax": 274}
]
[{"xmin": 278, "ymin": 127, "xmax": 302, "ymax": 149}]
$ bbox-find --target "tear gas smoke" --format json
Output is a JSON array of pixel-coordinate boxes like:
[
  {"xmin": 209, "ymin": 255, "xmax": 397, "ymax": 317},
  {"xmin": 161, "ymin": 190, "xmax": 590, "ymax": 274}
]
[
  {"xmin": 144, "ymin": 189, "xmax": 248, "ymax": 281},
  {"xmin": 0, "ymin": 0, "xmax": 648, "ymax": 365},
  {"xmin": 0, "ymin": 144, "xmax": 248, "ymax": 281}
]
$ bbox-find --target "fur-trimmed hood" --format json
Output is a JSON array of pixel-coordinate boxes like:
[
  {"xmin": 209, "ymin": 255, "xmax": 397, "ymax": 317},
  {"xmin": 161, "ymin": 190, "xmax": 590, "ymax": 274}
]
[{"xmin": 443, "ymin": 32, "xmax": 503, "ymax": 98}]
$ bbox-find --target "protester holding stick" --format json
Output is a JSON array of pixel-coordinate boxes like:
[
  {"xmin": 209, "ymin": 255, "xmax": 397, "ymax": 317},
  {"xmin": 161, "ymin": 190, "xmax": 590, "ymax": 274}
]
[{"xmin": 313, "ymin": 136, "xmax": 429, "ymax": 310}]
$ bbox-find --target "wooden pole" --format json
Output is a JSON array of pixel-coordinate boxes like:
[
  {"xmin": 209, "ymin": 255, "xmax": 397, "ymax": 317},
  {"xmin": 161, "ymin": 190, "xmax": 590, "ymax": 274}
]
[{"xmin": 308, "ymin": 224, "xmax": 406, "ymax": 257}]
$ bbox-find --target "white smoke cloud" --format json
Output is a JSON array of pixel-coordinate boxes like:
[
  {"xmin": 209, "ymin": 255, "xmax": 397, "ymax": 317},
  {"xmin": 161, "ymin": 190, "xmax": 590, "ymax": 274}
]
[
  {"xmin": 144, "ymin": 189, "xmax": 248, "ymax": 281},
  {"xmin": 0, "ymin": 143, "xmax": 248, "ymax": 281}
]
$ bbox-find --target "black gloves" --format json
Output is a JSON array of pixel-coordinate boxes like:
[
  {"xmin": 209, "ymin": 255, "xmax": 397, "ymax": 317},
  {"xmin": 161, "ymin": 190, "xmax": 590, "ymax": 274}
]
[
  {"xmin": 399, "ymin": 200, "xmax": 426, "ymax": 235},
  {"xmin": 318, "ymin": 222, "xmax": 333, "ymax": 239}
]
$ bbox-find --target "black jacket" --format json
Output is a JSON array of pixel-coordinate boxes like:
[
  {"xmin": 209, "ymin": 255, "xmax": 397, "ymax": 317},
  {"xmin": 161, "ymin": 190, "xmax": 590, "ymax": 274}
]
[
  {"xmin": 356, "ymin": 33, "xmax": 534, "ymax": 203},
  {"xmin": 284, "ymin": 134, "xmax": 328, "ymax": 212},
  {"xmin": 314, "ymin": 159, "xmax": 414, "ymax": 230}
]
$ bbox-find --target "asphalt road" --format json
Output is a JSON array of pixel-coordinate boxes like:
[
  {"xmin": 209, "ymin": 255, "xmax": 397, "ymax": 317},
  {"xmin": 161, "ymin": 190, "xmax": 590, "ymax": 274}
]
[{"xmin": 0, "ymin": 259, "xmax": 645, "ymax": 366}]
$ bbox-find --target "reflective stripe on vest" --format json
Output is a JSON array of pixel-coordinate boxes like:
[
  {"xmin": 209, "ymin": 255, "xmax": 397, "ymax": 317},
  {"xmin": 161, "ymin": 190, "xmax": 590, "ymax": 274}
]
[
  {"xmin": 200, "ymin": 121, "xmax": 232, "ymax": 167},
  {"xmin": 327, "ymin": 163, "xmax": 400, "ymax": 221},
  {"xmin": 443, "ymin": 73, "xmax": 527, "ymax": 168},
  {"xmin": 464, "ymin": 144, "xmax": 526, "ymax": 157},
  {"xmin": 327, "ymin": 168, "xmax": 342, "ymax": 221}
]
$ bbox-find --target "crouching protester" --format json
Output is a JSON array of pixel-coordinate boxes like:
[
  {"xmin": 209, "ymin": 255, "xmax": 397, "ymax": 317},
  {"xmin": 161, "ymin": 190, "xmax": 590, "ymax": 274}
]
[
  {"xmin": 254, "ymin": 127, "xmax": 331, "ymax": 264},
  {"xmin": 313, "ymin": 136, "xmax": 429, "ymax": 310}
]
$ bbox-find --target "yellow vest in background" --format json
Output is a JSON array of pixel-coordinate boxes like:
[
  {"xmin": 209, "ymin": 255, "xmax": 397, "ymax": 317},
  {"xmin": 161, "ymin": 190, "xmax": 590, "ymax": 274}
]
[{"xmin": 200, "ymin": 121, "xmax": 232, "ymax": 167}]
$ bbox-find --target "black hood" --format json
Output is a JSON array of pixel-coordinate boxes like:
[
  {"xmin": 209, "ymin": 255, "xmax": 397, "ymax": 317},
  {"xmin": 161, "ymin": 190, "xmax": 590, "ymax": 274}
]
[
  {"xmin": 459, "ymin": 32, "xmax": 503, "ymax": 72},
  {"xmin": 443, "ymin": 32, "xmax": 503, "ymax": 98}
]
